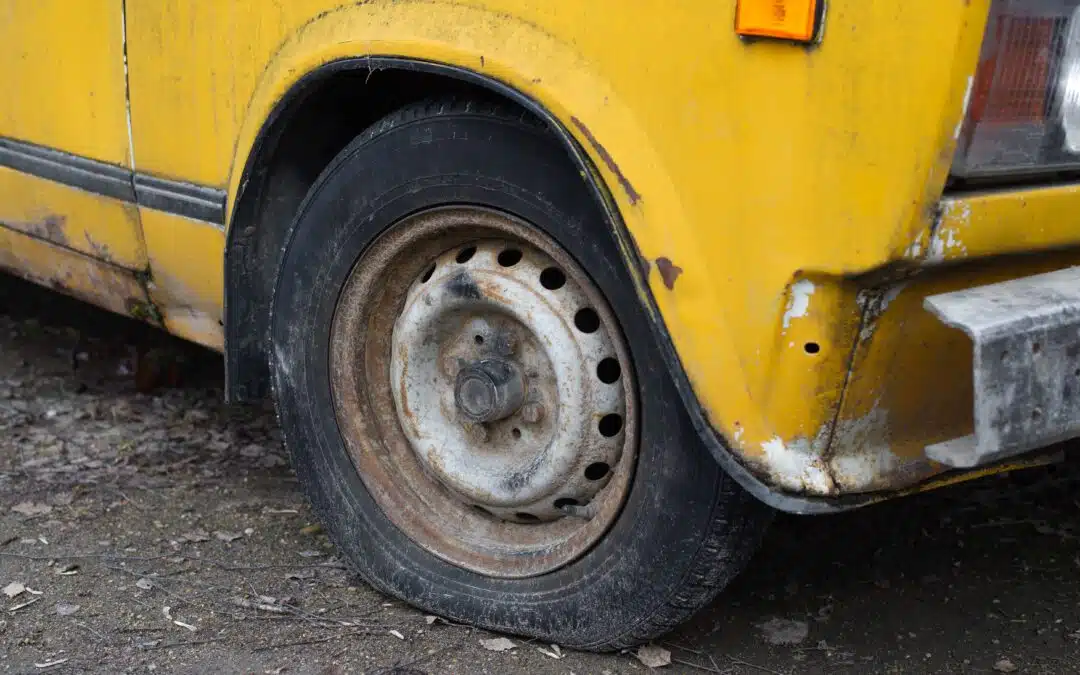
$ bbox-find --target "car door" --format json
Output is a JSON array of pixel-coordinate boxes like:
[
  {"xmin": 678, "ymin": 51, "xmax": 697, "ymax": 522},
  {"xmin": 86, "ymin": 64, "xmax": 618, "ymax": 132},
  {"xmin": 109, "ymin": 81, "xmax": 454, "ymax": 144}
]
[{"xmin": 0, "ymin": 1, "xmax": 150, "ymax": 314}]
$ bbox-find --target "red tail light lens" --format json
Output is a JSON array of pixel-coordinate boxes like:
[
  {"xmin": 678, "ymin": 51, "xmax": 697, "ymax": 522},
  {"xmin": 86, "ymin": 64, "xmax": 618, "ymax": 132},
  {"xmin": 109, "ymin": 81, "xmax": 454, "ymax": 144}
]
[{"xmin": 953, "ymin": 1, "xmax": 1080, "ymax": 178}]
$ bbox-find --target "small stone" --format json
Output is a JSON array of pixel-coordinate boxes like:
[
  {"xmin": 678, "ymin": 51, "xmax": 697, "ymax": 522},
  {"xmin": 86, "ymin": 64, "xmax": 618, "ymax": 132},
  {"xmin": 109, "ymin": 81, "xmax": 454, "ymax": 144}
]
[
  {"xmin": 635, "ymin": 644, "xmax": 672, "ymax": 668},
  {"xmin": 994, "ymin": 658, "xmax": 1018, "ymax": 673},
  {"xmin": 758, "ymin": 618, "xmax": 809, "ymax": 646},
  {"xmin": 55, "ymin": 602, "xmax": 80, "ymax": 616}
]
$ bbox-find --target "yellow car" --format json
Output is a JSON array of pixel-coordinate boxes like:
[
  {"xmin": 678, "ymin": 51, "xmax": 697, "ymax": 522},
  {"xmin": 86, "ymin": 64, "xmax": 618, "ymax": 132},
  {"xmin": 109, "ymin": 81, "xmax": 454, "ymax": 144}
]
[{"xmin": 3, "ymin": 0, "xmax": 1080, "ymax": 649}]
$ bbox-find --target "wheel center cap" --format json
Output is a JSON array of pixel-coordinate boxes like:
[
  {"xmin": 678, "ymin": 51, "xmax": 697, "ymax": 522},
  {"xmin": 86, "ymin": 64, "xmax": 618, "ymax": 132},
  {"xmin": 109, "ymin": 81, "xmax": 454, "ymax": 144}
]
[{"xmin": 454, "ymin": 358, "xmax": 526, "ymax": 423}]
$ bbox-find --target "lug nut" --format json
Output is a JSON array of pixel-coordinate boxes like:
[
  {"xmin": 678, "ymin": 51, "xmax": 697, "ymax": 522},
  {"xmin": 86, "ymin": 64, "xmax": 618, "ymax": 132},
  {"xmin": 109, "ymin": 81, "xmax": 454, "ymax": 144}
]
[
  {"xmin": 462, "ymin": 420, "xmax": 489, "ymax": 442},
  {"xmin": 521, "ymin": 402, "xmax": 545, "ymax": 424},
  {"xmin": 495, "ymin": 333, "xmax": 518, "ymax": 356}
]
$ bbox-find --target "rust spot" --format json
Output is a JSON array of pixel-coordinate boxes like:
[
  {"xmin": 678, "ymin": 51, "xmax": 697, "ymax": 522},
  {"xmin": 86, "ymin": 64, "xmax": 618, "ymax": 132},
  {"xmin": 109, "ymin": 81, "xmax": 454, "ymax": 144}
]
[
  {"xmin": 6, "ymin": 214, "xmax": 68, "ymax": 246},
  {"xmin": 84, "ymin": 233, "xmax": 113, "ymax": 262},
  {"xmin": 570, "ymin": 117, "xmax": 641, "ymax": 205},
  {"xmin": 654, "ymin": 257, "xmax": 683, "ymax": 290}
]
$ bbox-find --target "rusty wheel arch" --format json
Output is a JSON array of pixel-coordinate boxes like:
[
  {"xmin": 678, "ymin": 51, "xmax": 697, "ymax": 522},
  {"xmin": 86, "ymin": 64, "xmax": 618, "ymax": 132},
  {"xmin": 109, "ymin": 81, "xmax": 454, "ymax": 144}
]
[{"xmin": 223, "ymin": 56, "xmax": 887, "ymax": 515}]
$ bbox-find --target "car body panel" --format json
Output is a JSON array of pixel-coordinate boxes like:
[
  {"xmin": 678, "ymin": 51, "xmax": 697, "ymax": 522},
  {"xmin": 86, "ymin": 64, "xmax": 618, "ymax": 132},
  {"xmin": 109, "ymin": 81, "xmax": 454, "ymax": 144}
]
[{"xmin": 2, "ymin": 0, "xmax": 1080, "ymax": 505}]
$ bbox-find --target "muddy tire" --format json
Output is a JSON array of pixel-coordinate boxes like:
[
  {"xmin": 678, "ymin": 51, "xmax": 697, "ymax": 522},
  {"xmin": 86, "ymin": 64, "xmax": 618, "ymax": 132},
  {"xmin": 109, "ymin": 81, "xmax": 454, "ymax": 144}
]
[{"xmin": 269, "ymin": 99, "xmax": 772, "ymax": 650}]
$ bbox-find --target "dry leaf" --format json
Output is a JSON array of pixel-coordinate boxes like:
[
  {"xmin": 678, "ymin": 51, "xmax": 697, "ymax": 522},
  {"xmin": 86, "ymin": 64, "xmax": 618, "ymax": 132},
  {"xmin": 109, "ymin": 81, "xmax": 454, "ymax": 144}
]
[
  {"xmin": 55, "ymin": 602, "xmax": 80, "ymax": 616},
  {"xmin": 214, "ymin": 530, "xmax": 242, "ymax": 542},
  {"xmin": 994, "ymin": 659, "xmax": 1018, "ymax": 673},
  {"xmin": 174, "ymin": 619, "xmax": 197, "ymax": 632},
  {"xmin": 11, "ymin": 502, "xmax": 52, "ymax": 517},
  {"xmin": 424, "ymin": 615, "xmax": 438, "ymax": 625},
  {"xmin": 299, "ymin": 524, "xmax": 323, "ymax": 535},
  {"xmin": 480, "ymin": 637, "xmax": 516, "ymax": 652},
  {"xmin": 135, "ymin": 578, "xmax": 153, "ymax": 590},
  {"xmin": 537, "ymin": 647, "xmax": 562, "ymax": 659},
  {"xmin": 389, "ymin": 629, "xmax": 405, "ymax": 640},
  {"xmin": 163, "ymin": 605, "xmax": 173, "ymax": 620},
  {"xmin": 55, "ymin": 564, "xmax": 78, "ymax": 576},
  {"xmin": 3, "ymin": 582, "xmax": 25, "ymax": 598},
  {"xmin": 635, "ymin": 644, "xmax": 672, "ymax": 668},
  {"xmin": 181, "ymin": 530, "xmax": 210, "ymax": 543}
]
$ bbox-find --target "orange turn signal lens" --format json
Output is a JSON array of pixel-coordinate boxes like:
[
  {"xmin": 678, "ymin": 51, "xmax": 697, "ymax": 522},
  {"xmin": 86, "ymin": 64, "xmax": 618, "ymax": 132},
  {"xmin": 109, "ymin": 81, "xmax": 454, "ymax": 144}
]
[{"xmin": 735, "ymin": 0, "xmax": 819, "ymax": 42}]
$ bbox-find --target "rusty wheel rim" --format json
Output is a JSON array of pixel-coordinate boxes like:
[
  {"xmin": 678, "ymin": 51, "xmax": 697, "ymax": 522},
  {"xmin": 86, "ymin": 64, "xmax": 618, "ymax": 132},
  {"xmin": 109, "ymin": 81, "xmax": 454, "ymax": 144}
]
[{"xmin": 329, "ymin": 206, "xmax": 638, "ymax": 578}]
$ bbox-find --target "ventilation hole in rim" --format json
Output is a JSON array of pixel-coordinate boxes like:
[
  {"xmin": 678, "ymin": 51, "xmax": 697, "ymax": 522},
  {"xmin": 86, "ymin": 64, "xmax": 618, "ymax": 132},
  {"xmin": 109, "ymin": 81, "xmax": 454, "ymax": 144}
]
[
  {"xmin": 596, "ymin": 358, "xmax": 621, "ymax": 384},
  {"xmin": 515, "ymin": 512, "xmax": 540, "ymax": 522},
  {"xmin": 420, "ymin": 263, "xmax": 436, "ymax": 283},
  {"xmin": 540, "ymin": 267, "xmax": 566, "ymax": 290},
  {"xmin": 584, "ymin": 462, "xmax": 610, "ymax": 481},
  {"xmin": 554, "ymin": 498, "xmax": 579, "ymax": 509},
  {"xmin": 574, "ymin": 308, "xmax": 600, "ymax": 334},
  {"xmin": 804, "ymin": 342, "xmax": 821, "ymax": 355},
  {"xmin": 512, "ymin": 428, "xmax": 522, "ymax": 439},
  {"xmin": 456, "ymin": 246, "xmax": 477, "ymax": 264},
  {"xmin": 497, "ymin": 249, "xmax": 523, "ymax": 267},
  {"xmin": 474, "ymin": 334, "xmax": 484, "ymax": 345},
  {"xmin": 599, "ymin": 414, "xmax": 623, "ymax": 437}
]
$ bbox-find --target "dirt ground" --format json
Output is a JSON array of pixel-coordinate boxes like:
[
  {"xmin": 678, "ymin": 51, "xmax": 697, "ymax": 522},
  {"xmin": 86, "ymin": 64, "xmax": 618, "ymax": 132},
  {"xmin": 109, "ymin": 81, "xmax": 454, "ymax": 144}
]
[{"xmin": 1, "ymin": 271, "xmax": 1079, "ymax": 675}]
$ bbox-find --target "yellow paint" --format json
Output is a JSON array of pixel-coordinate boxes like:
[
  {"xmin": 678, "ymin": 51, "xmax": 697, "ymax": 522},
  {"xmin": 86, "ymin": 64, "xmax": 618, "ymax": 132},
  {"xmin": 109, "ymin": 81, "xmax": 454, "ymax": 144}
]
[
  {"xmin": 124, "ymin": 0, "xmax": 996, "ymax": 469},
  {"xmin": 830, "ymin": 249, "xmax": 1080, "ymax": 493},
  {"xmin": 932, "ymin": 185, "xmax": 1080, "ymax": 263},
  {"xmin": 0, "ymin": 224, "xmax": 149, "ymax": 319},
  {"xmin": 0, "ymin": 0, "xmax": 131, "ymax": 165},
  {"xmin": 3, "ymin": 0, "xmax": 1080, "ymax": 498},
  {"xmin": 0, "ymin": 168, "xmax": 147, "ymax": 269},
  {"xmin": 140, "ymin": 210, "xmax": 225, "ymax": 351}
]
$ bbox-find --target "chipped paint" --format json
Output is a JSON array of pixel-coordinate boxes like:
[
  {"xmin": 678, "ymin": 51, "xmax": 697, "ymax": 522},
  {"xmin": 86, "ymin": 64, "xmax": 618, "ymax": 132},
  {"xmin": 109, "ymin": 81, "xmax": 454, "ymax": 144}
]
[
  {"xmin": 782, "ymin": 279, "xmax": 816, "ymax": 329},
  {"xmin": 760, "ymin": 435, "xmax": 836, "ymax": 494},
  {"xmin": 953, "ymin": 75, "xmax": 974, "ymax": 140},
  {"xmin": 827, "ymin": 401, "xmax": 937, "ymax": 492},
  {"xmin": 856, "ymin": 282, "xmax": 907, "ymax": 342},
  {"xmin": 929, "ymin": 221, "xmax": 968, "ymax": 261},
  {"xmin": 654, "ymin": 257, "xmax": 682, "ymax": 290}
]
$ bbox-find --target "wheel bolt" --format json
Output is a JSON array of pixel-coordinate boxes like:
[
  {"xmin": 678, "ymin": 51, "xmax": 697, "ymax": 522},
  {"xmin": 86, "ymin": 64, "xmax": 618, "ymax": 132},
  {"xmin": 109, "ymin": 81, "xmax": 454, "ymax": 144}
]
[
  {"xmin": 462, "ymin": 420, "xmax": 489, "ymax": 442},
  {"xmin": 521, "ymin": 402, "xmax": 545, "ymax": 424},
  {"xmin": 495, "ymin": 333, "xmax": 518, "ymax": 356}
]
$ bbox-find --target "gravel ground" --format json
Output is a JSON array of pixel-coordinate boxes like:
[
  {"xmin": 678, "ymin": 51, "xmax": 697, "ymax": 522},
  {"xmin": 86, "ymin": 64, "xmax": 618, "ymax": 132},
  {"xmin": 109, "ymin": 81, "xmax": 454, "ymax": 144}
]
[{"xmin": 2, "ymin": 271, "xmax": 1079, "ymax": 675}]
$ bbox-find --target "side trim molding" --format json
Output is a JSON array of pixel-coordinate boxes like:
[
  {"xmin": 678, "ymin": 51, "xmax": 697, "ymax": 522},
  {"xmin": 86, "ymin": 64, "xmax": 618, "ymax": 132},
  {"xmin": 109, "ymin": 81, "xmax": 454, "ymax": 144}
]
[{"xmin": 0, "ymin": 137, "xmax": 226, "ymax": 227}]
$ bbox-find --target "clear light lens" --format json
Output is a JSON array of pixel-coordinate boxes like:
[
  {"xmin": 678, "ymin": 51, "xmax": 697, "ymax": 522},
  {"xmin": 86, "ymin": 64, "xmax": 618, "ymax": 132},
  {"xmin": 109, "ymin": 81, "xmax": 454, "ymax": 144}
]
[
  {"xmin": 1059, "ymin": 7, "xmax": 1080, "ymax": 152},
  {"xmin": 953, "ymin": 0, "xmax": 1080, "ymax": 178}
]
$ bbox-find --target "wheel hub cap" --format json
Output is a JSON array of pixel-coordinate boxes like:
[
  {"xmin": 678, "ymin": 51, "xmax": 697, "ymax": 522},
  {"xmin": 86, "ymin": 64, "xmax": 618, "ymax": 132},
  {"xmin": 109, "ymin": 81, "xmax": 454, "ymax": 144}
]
[{"xmin": 329, "ymin": 207, "xmax": 637, "ymax": 577}]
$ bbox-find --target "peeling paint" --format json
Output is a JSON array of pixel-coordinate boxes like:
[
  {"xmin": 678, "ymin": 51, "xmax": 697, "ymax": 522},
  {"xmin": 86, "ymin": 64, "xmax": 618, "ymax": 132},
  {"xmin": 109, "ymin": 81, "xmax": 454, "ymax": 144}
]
[
  {"xmin": 782, "ymin": 279, "xmax": 815, "ymax": 329},
  {"xmin": 953, "ymin": 75, "xmax": 974, "ymax": 140},
  {"xmin": 760, "ymin": 435, "xmax": 836, "ymax": 494},
  {"xmin": 654, "ymin": 257, "xmax": 682, "ymax": 290},
  {"xmin": 856, "ymin": 282, "xmax": 907, "ymax": 342},
  {"xmin": 928, "ymin": 217, "xmax": 968, "ymax": 261},
  {"xmin": 828, "ymin": 403, "xmax": 932, "ymax": 492}
]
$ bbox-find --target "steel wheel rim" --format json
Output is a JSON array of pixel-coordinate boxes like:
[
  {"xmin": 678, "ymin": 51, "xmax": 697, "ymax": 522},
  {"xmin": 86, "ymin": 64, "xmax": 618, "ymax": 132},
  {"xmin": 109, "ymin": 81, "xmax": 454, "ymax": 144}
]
[{"xmin": 329, "ymin": 206, "xmax": 638, "ymax": 578}]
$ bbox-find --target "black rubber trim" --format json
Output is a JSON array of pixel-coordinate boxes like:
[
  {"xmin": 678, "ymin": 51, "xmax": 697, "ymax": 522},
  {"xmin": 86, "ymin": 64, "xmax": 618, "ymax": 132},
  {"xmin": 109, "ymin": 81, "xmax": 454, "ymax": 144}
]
[
  {"xmin": 0, "ymin": 137, "xmax": 134, "ymax": 202},
  {"xmin": 0, "ymin": 136, "xmax": 226, "ymax": 226},
  {"xmin": 134, "ymin": 175, "xmax": 226, "ymax": 227}
]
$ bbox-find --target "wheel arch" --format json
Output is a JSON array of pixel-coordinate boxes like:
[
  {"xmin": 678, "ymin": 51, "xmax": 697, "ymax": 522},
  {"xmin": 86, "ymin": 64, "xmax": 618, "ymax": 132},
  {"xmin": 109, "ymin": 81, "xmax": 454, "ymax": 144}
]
[{"xmin": 221, "ymin": 53, "xmax": 854, "ymax": 515}]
